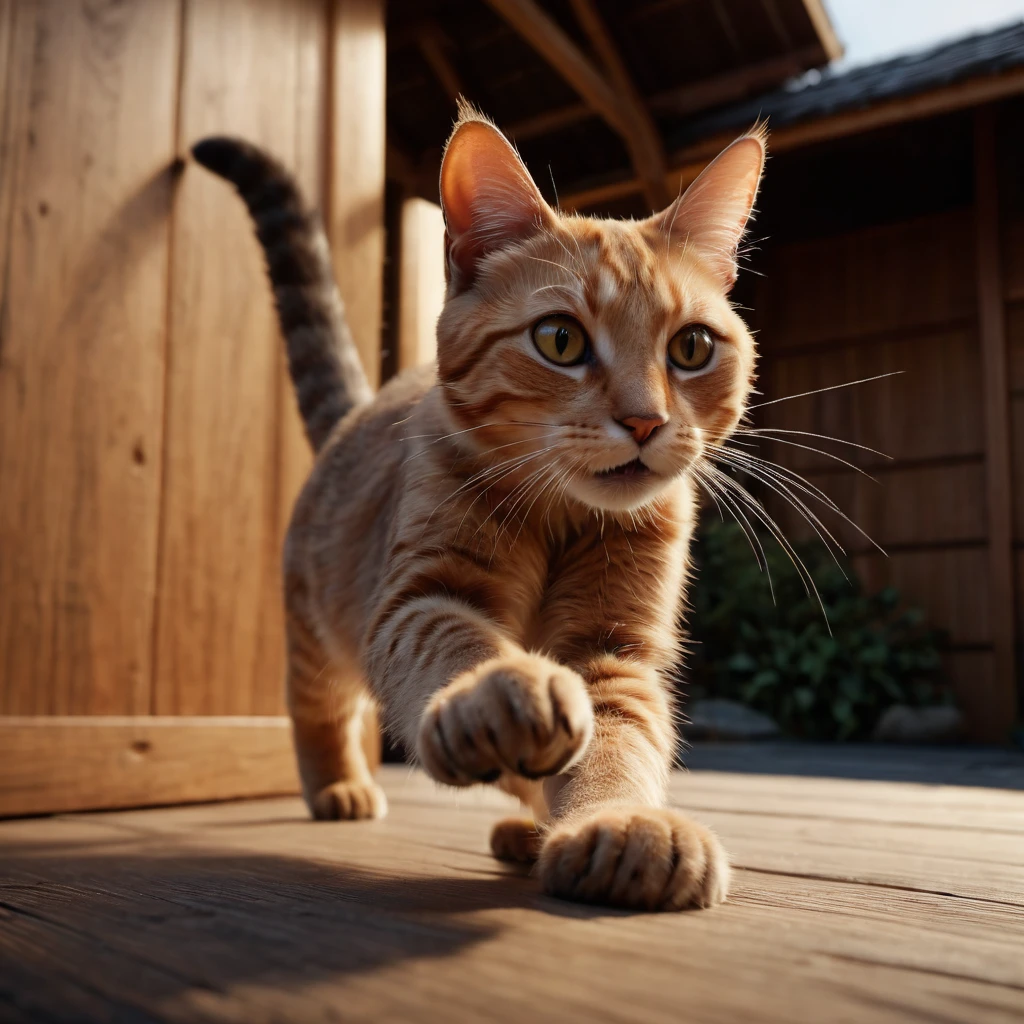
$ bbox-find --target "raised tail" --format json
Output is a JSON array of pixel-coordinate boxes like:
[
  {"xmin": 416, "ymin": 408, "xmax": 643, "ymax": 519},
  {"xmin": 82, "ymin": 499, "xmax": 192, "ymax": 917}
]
[{"xmin": 191, "ymin": 136, "xmax": 372, "ymax": 452}]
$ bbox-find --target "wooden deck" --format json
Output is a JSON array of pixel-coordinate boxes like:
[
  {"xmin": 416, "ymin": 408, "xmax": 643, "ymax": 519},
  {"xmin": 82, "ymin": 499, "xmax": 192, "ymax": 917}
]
[{"xmin": 2, "ymin": 748, "xmax": 1024, "ymax": 1023}]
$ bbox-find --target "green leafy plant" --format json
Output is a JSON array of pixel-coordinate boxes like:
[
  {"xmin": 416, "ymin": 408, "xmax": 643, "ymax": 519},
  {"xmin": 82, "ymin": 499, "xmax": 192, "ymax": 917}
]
[{"xmin": 684, "ymin": 518, "xmax": 948, "ymax": 740}]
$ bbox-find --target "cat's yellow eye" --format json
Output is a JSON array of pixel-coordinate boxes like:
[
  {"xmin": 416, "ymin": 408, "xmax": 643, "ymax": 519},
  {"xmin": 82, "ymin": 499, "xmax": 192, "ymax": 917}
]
[
  {"xmin": 668, "ymin": 325, "xmax": 715, "ymax": 371},
  {"xmin": 532, "ymin": 315, "xmax": 588, "ymax": 366}
]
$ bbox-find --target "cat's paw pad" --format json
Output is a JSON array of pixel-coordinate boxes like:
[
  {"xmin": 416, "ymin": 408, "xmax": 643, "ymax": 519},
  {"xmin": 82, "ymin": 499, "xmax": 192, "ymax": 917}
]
[
  {"xmin": 490, "ymin": 817, "xmax": 542, "ymax": 863},
  {"xmin": 417, "ymin": 655, "xmax": 593, "ymax": 786},
  {"xmin": 311, "ymin": 780, "xmax": 388, "ymax": 821},
  {"xmin": 538, "ymin": 806, "xmax": 729, "ymax": 911}
]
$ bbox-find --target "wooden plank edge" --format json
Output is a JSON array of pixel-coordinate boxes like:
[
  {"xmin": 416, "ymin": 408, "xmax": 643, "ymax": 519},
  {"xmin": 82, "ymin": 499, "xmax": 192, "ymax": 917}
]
[{"xmin": 0, "ymin": 717, "xmax": 299, "ymax": 818}]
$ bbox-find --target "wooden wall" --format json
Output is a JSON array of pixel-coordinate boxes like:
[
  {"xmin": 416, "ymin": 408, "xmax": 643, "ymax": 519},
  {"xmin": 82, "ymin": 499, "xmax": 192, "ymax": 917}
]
[
  {"xmin": 0, "ymin": 0, "xmax": 385, "ymax": 813},
  {"xmin": 753, "ymin": 109, "xmax": 1020, "ymax": 741}
]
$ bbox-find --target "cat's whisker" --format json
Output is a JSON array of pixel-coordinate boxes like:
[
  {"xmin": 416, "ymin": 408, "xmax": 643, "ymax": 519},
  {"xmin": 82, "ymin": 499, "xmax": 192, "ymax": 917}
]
[
  {"xmin": 693, "ymin": 461, "xmax": 773, "ymax": 599},
  {"xmin": 747, "ymin": 370, "xmax": 904, "ymax": 410},
  {"xmin": 733, "ymin": 433, "xmax": 880, "ymax": 482},
  {"xmin": 736, "ymin": 427, "xmax": 892, "ymax": 461},
  {"xmin": 494, "ymin": 455, "xmax": 571, "ymax": 540},
  {"xmin": 705, "ymin": 463, "xmax": 831, "ymax": 630},
  {"xmin": 427, "ymin": 445, "xmax": 559, "ymax": 530},
  {"xmin": 711, "ymin": 449, "xmax": 849, "ymax": 578},
  {"xmin": 715, "ymin": 445, "xmax": 887, "ymax": 556},
  {"xmin": 457, "ymin": 446, "xmax": 564, "ymax": 539}
]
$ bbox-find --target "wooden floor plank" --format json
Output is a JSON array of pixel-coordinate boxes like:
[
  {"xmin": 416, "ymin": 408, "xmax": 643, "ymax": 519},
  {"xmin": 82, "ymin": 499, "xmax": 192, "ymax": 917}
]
[{"xmin": 1, "ymin": 764, "xmax": 1023, "ymax": 1023}]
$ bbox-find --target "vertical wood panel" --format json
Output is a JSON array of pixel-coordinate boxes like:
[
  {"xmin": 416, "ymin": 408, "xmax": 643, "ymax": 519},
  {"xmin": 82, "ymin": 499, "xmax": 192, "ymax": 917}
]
[
  {"xmin": 154, "ymin": 0, "xmax": 326, "ymax": 716},
  {"xmin": 973, "ymin": 107, "xmax": 1018, "ymax": 741},
  {"xmin": 327, "ymin": 0, "xmax": 386, "ymax": 388},
  {"xmin": 757, "ymin": 210, "xmax": 975, "ymax": 349},
  {"xmin": 754, "ymin": 197, "xmax": 1011, "ymax": 740},
  {"xmin": 398, "ymin": 197, "xmax": 446, "ymax": 370},
  {"xmin": 0, "ymin": 0, "xmax": 179, "ymax": 714}
]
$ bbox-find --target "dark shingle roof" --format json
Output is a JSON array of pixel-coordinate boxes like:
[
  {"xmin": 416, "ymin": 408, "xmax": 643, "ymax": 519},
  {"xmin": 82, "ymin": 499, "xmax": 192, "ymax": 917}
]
[{"xmin": 667, "ymin": 20, "xmax": 1024, "ymax": 150}]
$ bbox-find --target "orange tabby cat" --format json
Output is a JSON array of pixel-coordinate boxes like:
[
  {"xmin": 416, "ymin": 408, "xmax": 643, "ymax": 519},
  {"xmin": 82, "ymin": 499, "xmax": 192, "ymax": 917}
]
[{"xmin": 193, "ymin": 104, "xmax": 764, "ymax": 912}]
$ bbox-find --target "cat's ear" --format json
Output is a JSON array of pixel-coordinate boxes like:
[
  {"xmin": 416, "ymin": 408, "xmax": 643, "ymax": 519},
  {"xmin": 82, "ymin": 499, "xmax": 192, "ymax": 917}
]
[
  {"xmin": 649, "ymin": 129, "xmax": 766, "ymax": 291},
  {"xmin": 440, "ymin": 104, "xmax": 553, "ymax": 286}
]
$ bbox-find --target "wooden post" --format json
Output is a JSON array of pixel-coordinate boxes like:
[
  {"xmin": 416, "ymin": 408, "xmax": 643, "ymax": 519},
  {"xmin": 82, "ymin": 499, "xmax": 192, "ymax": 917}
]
[
  {"xmin": 398, "ymin": 198, "xmax": 446, "ymax": 371},
  {"xmin": 326, "ymin": 0, "xmax": 386, "ymax": 389},
  {"xmin": 973, "ymin": 105, "xmax": 1018, "ymax": 742}
]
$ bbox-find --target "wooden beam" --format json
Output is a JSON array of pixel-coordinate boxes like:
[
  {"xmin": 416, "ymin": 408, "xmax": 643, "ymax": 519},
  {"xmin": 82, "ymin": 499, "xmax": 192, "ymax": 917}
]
[
  {"xmin": 326, "ymin": 0, "xmax": 386, "ymax": 389},
  {"xmin": 648, "ymin": 46, "xmax": 821, "ymax": 117},
  {"xmin": 416, "ymin": 22, "xmax": 465, "ymax": 107},
  {"xmin": 799, "ymin": 0, "xmax": 844, "ymax": 62},
  {"xmin": 565, "ymin": 66, "xmax": 1024, "ymax": 212},
  {"xmin": 711, "ymin": 0, "xmax": 743, "ymax": 59},
  {"xmin": 507, "ymin": 101, "xmax": 593, "ymax": 141},
  {"xmin": 483, "ymin": 0, "xmax": 629, "ymax": 136},
  {"xmin": 972, "ymin": 106, "xmax": 1018, "ymax": 743},
  {"xmin": 760, "ymin": 0, "xmax": 794, "ymax": 49},
  {"xmin": 509, "ymin": 46, "xmax": 822, "ymax": 143},
  {"xmin": 567, "ymin": 0, "xmax": 669, "ymax": 208},
  {"xmin": 0, "ymin": 717, "xmax": 299, "ymax": 817},
  {"xmin": 484, "ymin": 0, "xmax": 677, "ymax": 209}
]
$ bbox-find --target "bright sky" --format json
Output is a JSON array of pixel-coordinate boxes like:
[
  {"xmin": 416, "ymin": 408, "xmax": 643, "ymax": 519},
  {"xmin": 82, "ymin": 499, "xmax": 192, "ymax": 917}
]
[{"xmin": 824, "ymin": 0, "xmax": 1024, "ymax": 68}]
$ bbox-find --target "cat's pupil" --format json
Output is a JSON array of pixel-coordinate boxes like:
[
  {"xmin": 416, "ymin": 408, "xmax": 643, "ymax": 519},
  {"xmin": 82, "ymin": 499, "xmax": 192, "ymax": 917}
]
[
  {"xmin": 686, "ymin": 332, "xmax": 696, "ymax": 361},
  {"xmin": 555, "ymin": 326, "xmax": 569, "ymax": 355}
]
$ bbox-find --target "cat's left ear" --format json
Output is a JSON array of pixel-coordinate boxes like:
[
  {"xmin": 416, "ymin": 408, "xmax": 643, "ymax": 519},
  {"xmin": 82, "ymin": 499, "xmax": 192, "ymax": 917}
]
[
  {"xmin": 649, "ymin": 129, "xmax": 766, "ymax": 291},
  {"xmin": 440, "ymin": 106, "xmax": 554, "ymax": 288}
]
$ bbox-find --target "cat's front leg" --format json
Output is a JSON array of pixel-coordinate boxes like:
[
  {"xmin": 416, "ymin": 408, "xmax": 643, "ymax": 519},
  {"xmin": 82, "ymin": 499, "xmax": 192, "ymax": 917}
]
[
  {"xmin": 536, "ymin": 655, "xmax": 730, "ymax": 910},
  {"xmin": 367, "ymin": 594, "xmax": 593, "ymax": 787}
]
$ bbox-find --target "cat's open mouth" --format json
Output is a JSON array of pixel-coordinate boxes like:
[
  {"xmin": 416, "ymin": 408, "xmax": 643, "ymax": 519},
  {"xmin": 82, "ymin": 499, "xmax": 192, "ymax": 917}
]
[{"xmin": 595, "ymin": 458, "xmax": 655, "ymax": 480}]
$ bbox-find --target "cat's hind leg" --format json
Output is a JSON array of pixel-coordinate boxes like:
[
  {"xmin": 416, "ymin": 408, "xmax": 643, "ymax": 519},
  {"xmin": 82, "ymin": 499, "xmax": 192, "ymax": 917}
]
[
  {"xmin": 490, "ymin": 818, "xmax": 542, "ymax": 863},
  {"xmin": 286, "ymin": 610, "xmax": 387, "ymax": 821}
]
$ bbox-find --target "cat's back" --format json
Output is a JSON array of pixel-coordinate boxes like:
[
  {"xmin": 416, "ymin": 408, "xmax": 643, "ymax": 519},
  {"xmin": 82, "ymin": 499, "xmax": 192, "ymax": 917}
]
[{"xmin": 284, "ymin": 363, "xmax": 439, "ymax": 624}]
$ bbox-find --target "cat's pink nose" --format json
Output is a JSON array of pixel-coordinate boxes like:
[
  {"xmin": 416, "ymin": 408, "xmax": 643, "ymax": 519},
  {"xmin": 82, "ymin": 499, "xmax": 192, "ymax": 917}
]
[{"xmin": 618, "ymin": 414, "xmax": 667, "ymax": 445}]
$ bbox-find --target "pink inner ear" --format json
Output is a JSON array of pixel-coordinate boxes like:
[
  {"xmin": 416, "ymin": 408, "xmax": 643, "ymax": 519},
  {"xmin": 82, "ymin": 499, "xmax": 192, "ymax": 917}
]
[
  {"xmin": 652, "ymin": 134, "xmax": 766, "ymax": 289},
  {"xmin": 440, "ymin": 120, "xmax": 550, "ymax": 281}
]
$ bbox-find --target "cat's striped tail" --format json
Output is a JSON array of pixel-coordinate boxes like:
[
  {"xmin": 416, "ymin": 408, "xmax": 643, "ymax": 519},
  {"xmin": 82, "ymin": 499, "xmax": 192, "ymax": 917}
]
[{"xmin": 191, "ymin": 136, "xmax": 372, "ymax": 452}]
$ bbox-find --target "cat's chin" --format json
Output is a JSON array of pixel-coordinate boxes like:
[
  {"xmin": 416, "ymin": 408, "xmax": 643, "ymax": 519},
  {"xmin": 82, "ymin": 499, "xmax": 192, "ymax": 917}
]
[{"xmin": 567, "ymin": 462, "xmax": 674, "ymax": 513}]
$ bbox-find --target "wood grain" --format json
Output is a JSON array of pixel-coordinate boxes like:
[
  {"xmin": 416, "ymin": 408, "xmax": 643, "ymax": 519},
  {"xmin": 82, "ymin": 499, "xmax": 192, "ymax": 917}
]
[
  {"xmin": 0, "ymin": 716, "xmax": 299, "ymax": 817},
  {"xmin": 756, "ymin": 210, "xmax": 976, "ymax": 350},
  {"xmin": 153, "ymin": 0, "xmax": 326, "ymax": 717},
  {"xmin": 769, "ymin": 460, "xmax": 987, "ymax": 553},
  {"xmin": 1, "ymin": 762, "xmax": 1022, "ymax": 1023},
  {"xmin": 326, "ymin": 0, "xmax": 386, "ymax": 389},
  {"xmin": 849, "ymin": 547, "xmax": 991, "ymax": 647},
  {"xmin": 0, "ymin": 0, "xmax": 179, "ymax": 715},
  {"xmin": 759, "ymin": 327, "xmax": 984, "ymax": 467}
]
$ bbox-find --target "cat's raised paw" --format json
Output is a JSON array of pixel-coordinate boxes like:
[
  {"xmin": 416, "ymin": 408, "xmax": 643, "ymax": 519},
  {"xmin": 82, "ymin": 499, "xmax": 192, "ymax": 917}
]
[
  {"xmin": 418, "ymin": 654, "xmax": 593, "ymax": 786},
  {"xmin": 311, "ymin": 780, "xmax": 388, "ymax": 821},
  {"xmin": 538, "ymin": 806, "xmax": 729, "ymax": 911}
]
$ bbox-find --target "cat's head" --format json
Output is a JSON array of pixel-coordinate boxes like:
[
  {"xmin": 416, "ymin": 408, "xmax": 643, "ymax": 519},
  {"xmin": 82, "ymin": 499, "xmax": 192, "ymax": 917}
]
[{"xmin": 435, "ymin": 105, "xmax": 763, "ymax": 514}]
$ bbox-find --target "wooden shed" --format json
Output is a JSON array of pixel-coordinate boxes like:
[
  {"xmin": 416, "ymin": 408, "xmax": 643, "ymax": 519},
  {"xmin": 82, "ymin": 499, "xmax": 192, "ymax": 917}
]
[
  {"xmin": 0, "ymin": 0, "xmax": 842, "ymax": 816},
  {"xmin": 663, "ymin": 23, "xmax": 1024, "ymax": 744}
]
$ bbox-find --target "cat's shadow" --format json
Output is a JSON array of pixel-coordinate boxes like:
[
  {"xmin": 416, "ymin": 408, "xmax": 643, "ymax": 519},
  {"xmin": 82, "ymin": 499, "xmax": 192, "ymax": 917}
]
[{"xmin": 2, "ymin": 834, "xmax": 633, "ymax": 1011}]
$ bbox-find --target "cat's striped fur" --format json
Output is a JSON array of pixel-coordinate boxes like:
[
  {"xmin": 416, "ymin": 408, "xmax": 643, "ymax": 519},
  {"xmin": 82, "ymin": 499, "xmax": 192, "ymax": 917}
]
[{"xmin": 193, "ymin": 106, "xmax": 765, "ymax": 911}]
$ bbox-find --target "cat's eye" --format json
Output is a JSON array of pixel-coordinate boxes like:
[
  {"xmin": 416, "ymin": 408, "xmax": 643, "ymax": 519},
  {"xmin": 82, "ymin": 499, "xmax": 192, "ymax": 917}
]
[
  {"xmin": 532, "ymin": 315, "xmax": 588, "ymax": 366},
  {"xmin": 668, "ymin": 325, "xmax": 715, "ymax": 371}
]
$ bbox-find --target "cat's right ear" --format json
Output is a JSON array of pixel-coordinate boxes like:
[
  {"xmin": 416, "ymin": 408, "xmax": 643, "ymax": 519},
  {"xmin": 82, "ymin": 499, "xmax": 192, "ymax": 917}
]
[{"xmin": 440, "ymin": 109, "xmax": 553, "ymax": 288}]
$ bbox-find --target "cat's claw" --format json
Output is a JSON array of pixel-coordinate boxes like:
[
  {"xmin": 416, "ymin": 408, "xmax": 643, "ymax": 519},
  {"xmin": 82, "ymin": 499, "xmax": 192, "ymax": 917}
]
[
  {"xmin": 538, "ymin": 806, "xmax": 730, "ymax": 911},
  {"xmin": 417, "ymin": 654, "xmax": 593, "ymax": 787}
]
